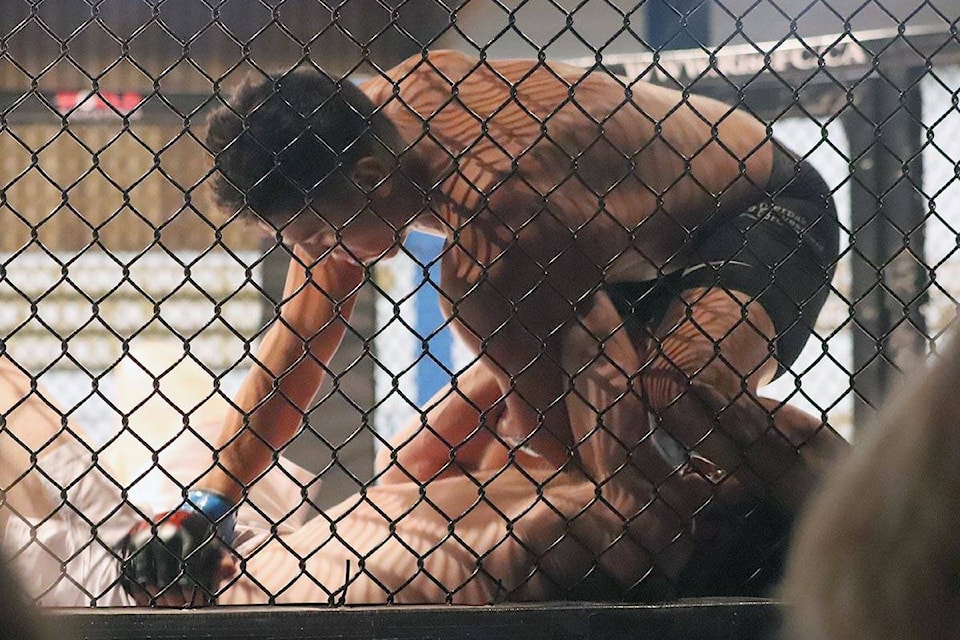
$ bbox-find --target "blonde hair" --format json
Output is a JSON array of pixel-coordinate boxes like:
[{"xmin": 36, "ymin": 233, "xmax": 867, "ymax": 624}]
[{"xmin": 782, "ymin": 332, "xmax": 960, "ymax": 640}]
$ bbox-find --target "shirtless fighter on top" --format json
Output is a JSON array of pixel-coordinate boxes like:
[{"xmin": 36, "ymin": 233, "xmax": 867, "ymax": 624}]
[{"xmin": 119, "ymin": 50, "xmax": 846, "ymax": 603}]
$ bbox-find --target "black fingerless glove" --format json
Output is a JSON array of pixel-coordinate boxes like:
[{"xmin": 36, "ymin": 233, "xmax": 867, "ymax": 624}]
[{"xmin": 118, "ymin": 490, "xmax": 237, "ymax": 604}]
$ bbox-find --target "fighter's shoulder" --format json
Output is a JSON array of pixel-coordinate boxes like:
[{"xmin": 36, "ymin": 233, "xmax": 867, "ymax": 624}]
[{"xmin": 359, "ymin": 50, "xmax": 477, "ymax": 101}]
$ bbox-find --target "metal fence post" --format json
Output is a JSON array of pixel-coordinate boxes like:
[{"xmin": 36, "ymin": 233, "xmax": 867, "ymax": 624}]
[{"xmin": 842, "ymin": 67, "xmax": 928, "ymax": 431}]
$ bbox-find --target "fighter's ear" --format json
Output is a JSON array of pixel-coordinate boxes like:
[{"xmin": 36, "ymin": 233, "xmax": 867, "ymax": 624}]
[{"xmin": 350, "ymin": 155, "xmax": 392, "ymax": 195}]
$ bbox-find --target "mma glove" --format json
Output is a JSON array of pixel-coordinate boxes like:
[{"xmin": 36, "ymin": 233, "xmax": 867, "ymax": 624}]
[{"xmin": 118, "ymin": 490, "xmax": 237, "ymax": 606}]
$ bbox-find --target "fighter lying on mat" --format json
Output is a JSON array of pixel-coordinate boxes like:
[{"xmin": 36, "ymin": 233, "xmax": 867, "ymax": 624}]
[
  {"xmin": 115, "ymin": 50, "xmax": 848, "ymax": 603},
  {"xmin": 1, "ymin": 292, "xmax": 843, "ymax": 607}
]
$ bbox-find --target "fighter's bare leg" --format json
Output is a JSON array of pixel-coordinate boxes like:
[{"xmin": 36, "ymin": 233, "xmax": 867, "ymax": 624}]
[
  {"xmin": 562, "ymin": 293, "xmax": 670, "ymax": 485},
  {"xmin": 0, "ymin": 358, "xmax": 80, "ymax": 472},
  {"xmin": 0, "ymin": 357, "xmax": 84, "ymax": 525},
  {"xmin": 641, "ymin": 287, "xmax": 847, "ymax": 510},
  {"xmin": 560, "ymin": 291, "xmax": 697, "ymax": 587}
]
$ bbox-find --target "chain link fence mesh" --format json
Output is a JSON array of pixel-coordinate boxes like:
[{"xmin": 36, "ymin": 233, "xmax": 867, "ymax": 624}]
[{"xmin": 1, "ymin": 0, "xmax": 958, "ymax": 609}]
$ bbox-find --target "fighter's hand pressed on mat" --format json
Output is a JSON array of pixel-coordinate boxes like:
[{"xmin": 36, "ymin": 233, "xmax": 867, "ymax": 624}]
[{"xmin": 117, "ymin": 490, "xmax": 237, "ymax": 607}]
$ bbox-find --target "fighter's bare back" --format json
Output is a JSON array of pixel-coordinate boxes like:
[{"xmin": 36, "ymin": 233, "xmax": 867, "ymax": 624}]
[{"xmin": 360, "ymin": 51, "xmax": 777, "ymax": 461}]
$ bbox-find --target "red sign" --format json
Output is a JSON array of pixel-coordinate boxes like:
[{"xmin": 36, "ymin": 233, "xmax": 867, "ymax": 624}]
[{"xmin": 55, "ymin": 91, "xmax": 143, "ymax": 121}]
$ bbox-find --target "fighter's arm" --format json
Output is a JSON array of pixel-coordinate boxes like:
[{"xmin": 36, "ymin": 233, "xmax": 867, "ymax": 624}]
[
  {"xmin": 441, "ymin": 231, "xmax": 597, "ymax": 469},
  {"xmin": 375, "ymin": 358, "xmax": 510, "ymax": 484},
  {"xmin": 199, "ymin": 246, "xmax": 364, "ymax": 502},
  {"xmin": 119, "ymin": 247, "xmax": 364, "ymax": 606}
]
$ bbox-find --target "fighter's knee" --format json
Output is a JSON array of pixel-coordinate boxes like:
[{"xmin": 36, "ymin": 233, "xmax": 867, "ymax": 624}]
[
  {"xmin": 563, "ymin": 319, "xmax": 597, "ymax": 358},
  {"xmin": 641, "ymin": 356, "xmax": 739, "ymax": 415}
]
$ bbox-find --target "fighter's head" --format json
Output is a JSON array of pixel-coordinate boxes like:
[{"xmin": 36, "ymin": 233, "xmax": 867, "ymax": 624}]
[
  {"xmin": 205, "ymin": 67, "xmax": 381, "ymax": 221},
  {"xmin": 204, "ymin": 68, "xmax": 405, "ymax": 263}
]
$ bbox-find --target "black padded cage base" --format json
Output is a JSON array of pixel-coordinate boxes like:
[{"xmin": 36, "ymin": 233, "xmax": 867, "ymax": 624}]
[{"xmin": 44, "ymin": 600, "xmax": 783, "ymax": 640}]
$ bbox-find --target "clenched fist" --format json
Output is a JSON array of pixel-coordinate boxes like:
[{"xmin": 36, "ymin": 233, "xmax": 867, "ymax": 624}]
[{"xmin": 117, "ymin": 490, "xmax": 237, "ymax": 607}]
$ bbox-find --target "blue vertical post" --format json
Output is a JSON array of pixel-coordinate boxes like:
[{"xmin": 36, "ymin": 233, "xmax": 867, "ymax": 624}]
[
  {"xmin": 405, "ymin": 231, "xmax": 453, "ymax": 407},
  {"xmin": 644, "ymin": 0, "xmax": 711, "ymax": 50}
]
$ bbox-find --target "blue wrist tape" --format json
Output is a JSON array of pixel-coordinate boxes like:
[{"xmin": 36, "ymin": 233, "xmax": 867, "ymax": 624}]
[{"xmin": 186, "ymin": 490, "xmax": 238, "ymax": 543}]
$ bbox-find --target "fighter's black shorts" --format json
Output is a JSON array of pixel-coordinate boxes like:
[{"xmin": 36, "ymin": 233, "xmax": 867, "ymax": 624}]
[{"xmin": 605, "ymin": 144, "xmax": 840, "ymax": 378}]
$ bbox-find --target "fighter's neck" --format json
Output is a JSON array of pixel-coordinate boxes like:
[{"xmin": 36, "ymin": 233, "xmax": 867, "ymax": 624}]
[{"xmin": 390, "ymin": 149, "xmax": 455, "ymax": 239}]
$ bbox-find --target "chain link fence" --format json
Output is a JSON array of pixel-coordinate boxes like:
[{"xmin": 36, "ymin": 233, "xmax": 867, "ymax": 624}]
[{"xmin": 1, "ymin": 0, "xmax": 958, "ymax": 613}]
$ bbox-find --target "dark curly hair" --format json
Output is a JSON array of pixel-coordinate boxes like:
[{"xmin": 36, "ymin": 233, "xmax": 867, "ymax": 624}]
[{"xmin": 204, "ymin": 67, "xmax": 381, "ymax": 222}]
